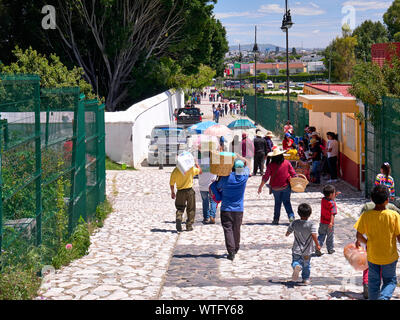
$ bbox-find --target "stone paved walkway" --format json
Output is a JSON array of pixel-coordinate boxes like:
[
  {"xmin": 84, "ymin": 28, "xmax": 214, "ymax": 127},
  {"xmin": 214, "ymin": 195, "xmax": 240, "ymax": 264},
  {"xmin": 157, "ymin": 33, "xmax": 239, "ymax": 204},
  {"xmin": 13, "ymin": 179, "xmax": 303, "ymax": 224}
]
[{"xmin": 37, "ymin": 88, "xmax": 400, "ymax": 300}]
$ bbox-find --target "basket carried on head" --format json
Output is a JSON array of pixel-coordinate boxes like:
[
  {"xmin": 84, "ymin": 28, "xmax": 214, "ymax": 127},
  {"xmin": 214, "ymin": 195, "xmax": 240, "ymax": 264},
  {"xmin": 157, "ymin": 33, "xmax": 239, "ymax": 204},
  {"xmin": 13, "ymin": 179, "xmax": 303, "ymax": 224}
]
[
  {"xmin": 290, "ymin": 174, "xmax": 309, "ymax": 193},
  {"xmin": 210, "ymin": 152, "xmax": 235, "ymax": 176}
]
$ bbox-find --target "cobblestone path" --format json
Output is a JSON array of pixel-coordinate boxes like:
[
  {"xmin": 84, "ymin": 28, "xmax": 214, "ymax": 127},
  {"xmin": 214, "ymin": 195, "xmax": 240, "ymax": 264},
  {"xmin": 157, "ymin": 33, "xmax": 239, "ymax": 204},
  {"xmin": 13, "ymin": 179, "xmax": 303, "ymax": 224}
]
[{"xmin": 37, "ymin": 90, "xmax": 400, "ymax": 300}]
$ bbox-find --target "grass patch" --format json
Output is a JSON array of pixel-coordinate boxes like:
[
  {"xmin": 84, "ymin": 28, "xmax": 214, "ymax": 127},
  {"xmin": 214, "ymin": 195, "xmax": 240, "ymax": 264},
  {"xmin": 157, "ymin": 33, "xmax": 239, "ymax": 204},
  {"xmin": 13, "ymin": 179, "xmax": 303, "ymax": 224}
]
[{"xmin": 106, "ymin": 157, "xmax": 136, "ymax": 170}]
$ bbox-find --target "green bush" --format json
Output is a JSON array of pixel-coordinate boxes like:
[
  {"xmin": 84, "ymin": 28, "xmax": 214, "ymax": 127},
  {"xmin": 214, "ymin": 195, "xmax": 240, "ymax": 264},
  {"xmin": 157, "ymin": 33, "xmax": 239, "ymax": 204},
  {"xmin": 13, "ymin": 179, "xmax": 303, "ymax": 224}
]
[
  {"xmin": 0, "ymin": 266, "xmax": 41, "ymax": 300},
  {"xmin": 51, "ymin": 216, "xmax": 91, "ymax": 269}
]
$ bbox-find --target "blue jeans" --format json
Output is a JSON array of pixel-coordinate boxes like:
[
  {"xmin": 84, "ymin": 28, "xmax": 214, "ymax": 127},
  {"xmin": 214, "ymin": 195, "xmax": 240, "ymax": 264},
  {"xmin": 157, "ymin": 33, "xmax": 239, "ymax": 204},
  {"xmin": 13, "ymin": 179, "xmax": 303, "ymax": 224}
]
[
  {"xmin": 200, "ymin": 191, "xmax": 217, "ymax": 220},
  {"xmin": 271, "ymin": 186, "xmax": 294, "ymax": 221},
  {"xmin": 311, "ymin": 160, "xmax": 321, "ymax": 183},
  {"xmin": 292, "ymin": 254, "xmax": 311, "ymax": 280},
  {"xmin": 368, "ymin": 260, "xmax": 398, "ymax": 300},
  {"xmin": 318, "ymin": 223, "xmax": 334, "ymax": 251}
]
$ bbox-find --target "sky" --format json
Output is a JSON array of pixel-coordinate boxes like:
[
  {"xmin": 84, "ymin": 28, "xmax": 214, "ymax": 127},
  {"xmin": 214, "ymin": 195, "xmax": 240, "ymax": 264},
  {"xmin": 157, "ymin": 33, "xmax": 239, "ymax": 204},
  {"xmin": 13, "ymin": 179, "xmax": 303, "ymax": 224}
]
[{"xmin": 212, "ymin": 0, "xmax": 393, "ymax": 49}]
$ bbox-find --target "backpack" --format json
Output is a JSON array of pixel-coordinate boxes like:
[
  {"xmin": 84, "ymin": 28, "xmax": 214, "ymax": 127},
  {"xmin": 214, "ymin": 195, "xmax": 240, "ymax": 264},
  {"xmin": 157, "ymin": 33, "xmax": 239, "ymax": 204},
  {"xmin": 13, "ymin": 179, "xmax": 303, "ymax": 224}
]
[{"xmin": 209, "ymin": 181, "xmax": 222, "ymax": 204}]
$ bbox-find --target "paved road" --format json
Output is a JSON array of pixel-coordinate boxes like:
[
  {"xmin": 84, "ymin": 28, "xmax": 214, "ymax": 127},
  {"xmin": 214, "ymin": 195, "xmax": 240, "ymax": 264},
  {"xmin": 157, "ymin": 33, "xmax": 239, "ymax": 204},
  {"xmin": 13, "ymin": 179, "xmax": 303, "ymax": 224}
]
[{"xmin": 37, "ymin": 89, "xmax": 400, "ymax": 300}]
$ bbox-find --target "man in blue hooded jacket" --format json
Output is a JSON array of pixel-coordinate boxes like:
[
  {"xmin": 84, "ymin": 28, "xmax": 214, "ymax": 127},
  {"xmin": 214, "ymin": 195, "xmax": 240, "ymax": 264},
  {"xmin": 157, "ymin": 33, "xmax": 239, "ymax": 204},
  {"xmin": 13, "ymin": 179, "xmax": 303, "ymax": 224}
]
[{"xmin": 216, "ymin": 159, "xmax": 250, "ymax": 261}]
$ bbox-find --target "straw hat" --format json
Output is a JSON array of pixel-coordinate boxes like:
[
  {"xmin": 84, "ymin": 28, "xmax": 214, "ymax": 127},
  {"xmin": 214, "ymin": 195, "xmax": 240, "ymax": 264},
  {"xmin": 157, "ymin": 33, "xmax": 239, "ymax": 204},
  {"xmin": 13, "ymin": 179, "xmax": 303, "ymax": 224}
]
[
  {"xmin": 265, "ymin": 131, "xmax": 273, "ymax": 138},
  {"xmin": 267, "ymin": 147, "xmax": 286, "ymax": 157}
]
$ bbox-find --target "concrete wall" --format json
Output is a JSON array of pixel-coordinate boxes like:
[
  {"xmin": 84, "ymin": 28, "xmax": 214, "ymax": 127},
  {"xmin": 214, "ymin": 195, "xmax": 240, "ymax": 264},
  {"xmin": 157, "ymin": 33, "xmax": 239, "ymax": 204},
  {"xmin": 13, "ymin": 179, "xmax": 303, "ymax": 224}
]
[{"xmin": 105, "ymin": 89, "xmax": 184, "ymax": 168}]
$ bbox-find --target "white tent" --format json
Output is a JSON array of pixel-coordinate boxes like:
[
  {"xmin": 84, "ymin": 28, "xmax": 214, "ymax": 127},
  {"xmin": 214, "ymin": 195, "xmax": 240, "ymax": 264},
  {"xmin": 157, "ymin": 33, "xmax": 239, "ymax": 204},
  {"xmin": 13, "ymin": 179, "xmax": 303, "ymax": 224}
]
[{"xmin": 105, "ymin": 89, "xmax": 184, "ymax": 168}]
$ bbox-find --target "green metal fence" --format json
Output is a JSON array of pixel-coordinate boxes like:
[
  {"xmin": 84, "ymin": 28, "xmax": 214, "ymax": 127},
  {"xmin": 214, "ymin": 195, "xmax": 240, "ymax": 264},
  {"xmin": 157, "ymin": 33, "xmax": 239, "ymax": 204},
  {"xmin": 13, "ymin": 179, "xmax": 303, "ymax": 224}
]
[
  {"xmin": 364, "ymin": 97, "xmax": 400, "ymax": 198},
  {"xmin": 0, "ymin": 75, "xmax": 106, "ymax": 267},
  {"xmin": 244, "ymin": 95, "xmax": 309, "ymax": 139}
]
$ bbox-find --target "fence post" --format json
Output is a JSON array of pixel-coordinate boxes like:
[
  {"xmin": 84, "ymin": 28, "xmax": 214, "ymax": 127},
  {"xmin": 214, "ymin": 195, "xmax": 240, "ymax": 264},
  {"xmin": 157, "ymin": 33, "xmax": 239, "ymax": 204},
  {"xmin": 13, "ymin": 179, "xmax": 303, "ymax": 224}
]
[
  {"xmin": 364, "ymin": 104, "xmax": 368, "ymax": 197},
  {"xmin": 35, "ymin": 79, "xmax": 42, "ymax": 246},
  {"xmin": 97, "ymin": 103, "xmax": 106, "ymax": 204}
]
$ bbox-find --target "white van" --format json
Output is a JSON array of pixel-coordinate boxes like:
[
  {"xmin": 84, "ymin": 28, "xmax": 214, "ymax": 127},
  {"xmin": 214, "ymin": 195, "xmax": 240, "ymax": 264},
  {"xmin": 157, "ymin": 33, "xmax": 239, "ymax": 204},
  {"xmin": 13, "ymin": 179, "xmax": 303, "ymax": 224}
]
[{"xmin": 266, "ymin": 81, "xmax": 274, "ymax": 89}]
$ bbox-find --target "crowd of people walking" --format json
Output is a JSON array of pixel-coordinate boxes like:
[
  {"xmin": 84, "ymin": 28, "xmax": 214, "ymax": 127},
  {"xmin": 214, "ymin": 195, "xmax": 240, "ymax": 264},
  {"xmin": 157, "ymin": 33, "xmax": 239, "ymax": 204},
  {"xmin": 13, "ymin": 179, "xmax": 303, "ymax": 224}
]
[{"xmin": 167, "ymin": 86, "xmax": 400, "ymax": 300}]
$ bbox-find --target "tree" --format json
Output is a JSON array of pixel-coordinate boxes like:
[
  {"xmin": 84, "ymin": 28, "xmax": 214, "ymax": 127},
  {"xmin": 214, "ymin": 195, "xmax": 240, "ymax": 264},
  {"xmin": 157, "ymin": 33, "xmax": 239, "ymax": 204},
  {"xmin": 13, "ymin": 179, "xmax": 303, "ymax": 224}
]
[
  {"xmin": 0, "ymin": 47, "xmax": 96, "ymax": 99},
  {"xmin": 350, "ymin": 46, "xmax": 400, "ymax": 106},
  {"xmin": 257, "ymin": 73, "xmax": 268, "ymax": 81},
  {"xmin": 323, "ymin": 25, "xmax": 357, "ymax": 82},
  {"xmin": 352, "ymin": 20, "xmax": 389, "ymax": 62},
  {"xmin": 292, "ymin": 47, "xmax": 297, "ymax": 55},
  {"xmin": 384, "ymin": 0, "xmax": 400, "ymax": 41}
]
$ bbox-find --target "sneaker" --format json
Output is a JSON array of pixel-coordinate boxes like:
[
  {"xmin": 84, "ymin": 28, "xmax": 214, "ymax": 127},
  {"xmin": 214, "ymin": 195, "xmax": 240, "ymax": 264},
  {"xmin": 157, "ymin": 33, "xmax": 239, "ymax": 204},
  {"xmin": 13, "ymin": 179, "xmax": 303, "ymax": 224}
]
[
  {"xmin": 202, "ymin": 219, "xmax": 210, "ymax": 224},
  {"xmin": 209, "ymin": 217, "xmax": 216, "ymax": 224},
  {"xmin": 227, "ymin": 252, "xmax": 235, "ymax": 261},
  {"xmin": 328, "ymin": 249, "xmax": 335, "ymax": 254},
  {"xmin": 315, "ymin": 249, "xmax": 322, "ymax": 257},
  {"xmin": 300, "ymin": 279, "xmax": 310, "ymax": 286},
  {"xmin": 292, "ymin": 265, "xmax": 302, "ymax": 281},
  {"xmin": 186, "ymin": 226, "xmax": 194, "ymax": 232},
  {"xmin": 289, "ymin": 216, "xmax": 295, "ymax": 223},
  {"xmin": 363, "ymin": 284, "xmax": 368, "ymax": 299},
  {"xmin": 272, "ymin": 219, "xmax": 279, "ymax": 225},
  {"xmin": 176, "ymin": 221, "xmax": 182, "ymax": 232}
]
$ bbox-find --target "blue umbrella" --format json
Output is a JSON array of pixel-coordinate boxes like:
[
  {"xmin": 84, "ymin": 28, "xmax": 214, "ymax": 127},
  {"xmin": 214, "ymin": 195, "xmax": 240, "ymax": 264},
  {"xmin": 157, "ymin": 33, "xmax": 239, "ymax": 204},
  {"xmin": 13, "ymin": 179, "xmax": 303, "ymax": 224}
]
[
  {"xmin": 227, "ymin": 119, "xmax": 256, "ymax": 130},
  {"xmin": 188, "ymin": 121, "xmax": 217, "ymax": 134}
]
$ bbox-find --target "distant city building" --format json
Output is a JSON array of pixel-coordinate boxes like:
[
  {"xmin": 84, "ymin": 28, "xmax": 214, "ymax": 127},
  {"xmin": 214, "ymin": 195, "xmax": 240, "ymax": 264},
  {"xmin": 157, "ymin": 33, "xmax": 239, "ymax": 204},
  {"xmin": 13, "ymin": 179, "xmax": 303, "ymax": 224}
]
[
  {"xmin": 306, "ymin": 61, "xmax": 326, "ymax": 73},
  {"xmin": 275, "ymin": 47, "xmax": 279, "ymax": 54},
  {"xmin": 300, "ymin": 54, "xmax": 323, "ymax": 63},
  {"xmin": 243, "ymin": 62, "xmax": 306, "ymax": 76},
  {"xmin": 371, "ymin": 43, "xmax": 400, "ymax": 67}
]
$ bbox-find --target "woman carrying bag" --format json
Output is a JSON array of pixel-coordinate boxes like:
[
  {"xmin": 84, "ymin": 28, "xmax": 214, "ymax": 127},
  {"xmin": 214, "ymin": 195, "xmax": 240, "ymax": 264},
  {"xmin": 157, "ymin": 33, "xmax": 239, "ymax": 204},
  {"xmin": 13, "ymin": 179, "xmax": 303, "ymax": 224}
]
[{"xmin": 257, "ymin": 148, "xmax": 297, "ymax": 225}]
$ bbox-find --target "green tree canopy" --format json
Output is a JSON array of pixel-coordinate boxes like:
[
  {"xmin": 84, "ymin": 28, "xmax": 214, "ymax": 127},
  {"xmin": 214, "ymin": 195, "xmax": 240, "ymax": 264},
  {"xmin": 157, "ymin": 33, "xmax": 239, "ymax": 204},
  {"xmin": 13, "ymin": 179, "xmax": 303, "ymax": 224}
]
[
  {"xmin": 384, "ymin": 0, "xmax": 400, "ymax": 41},
  {"xmin": 0, "ymin": 47, "xmax": 97, "ymax": 99},
  {"xmin": 323, "ymin": 25, "xmax": 358, "ymax": 82},
  {"xmin": 352, "ymin": 20, "xmax": 389, "ymax": 62},
  {"xmin": 350, "ymin": 46, "xmax": 400, "ymax": 106}
]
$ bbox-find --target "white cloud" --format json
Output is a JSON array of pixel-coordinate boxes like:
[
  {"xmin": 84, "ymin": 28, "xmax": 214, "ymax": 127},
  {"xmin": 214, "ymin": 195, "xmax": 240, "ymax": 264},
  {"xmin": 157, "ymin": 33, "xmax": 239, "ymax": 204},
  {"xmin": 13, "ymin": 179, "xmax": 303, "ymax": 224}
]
[
  {"xmin": 215, "ymin": 11, "xmax": 251, "ymax": 19},
  {"xmin": 292, "ymin": 7, "xmax": 325, "ymax": 16},
  {"xmin": 312, "ymin": 29, "xmax": 320, "ymax": 34},
  {"xmin": 258, "ymin": 4, "xmax": 284, "ymax": 14},
  {"xmin": 310, "ymin": 2, "xmax": 320, "ymax": 8},
  {"xmin": 342, "ymin": 1, "xmax": 392, "ymax": 11},
  {"xmin": 258, "ymin": 3, "xmax": 325, "ymax": 16}
]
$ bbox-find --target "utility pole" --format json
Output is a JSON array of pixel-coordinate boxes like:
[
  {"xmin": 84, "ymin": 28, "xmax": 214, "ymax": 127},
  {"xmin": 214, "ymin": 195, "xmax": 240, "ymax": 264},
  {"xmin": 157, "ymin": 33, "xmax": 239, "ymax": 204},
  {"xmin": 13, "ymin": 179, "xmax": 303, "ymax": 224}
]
[
  {"xmin": 281, "ymin": 0, "xmax": 294, "ymax": 122},
  {"xmin": 253, "ymin": 26, "xmax": 259, "ymax": 125}
]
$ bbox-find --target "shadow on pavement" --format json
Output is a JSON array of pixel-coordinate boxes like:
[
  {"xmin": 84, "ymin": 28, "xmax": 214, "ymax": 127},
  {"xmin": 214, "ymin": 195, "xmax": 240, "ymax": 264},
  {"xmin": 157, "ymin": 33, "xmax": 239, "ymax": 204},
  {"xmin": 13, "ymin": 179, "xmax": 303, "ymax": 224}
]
[
  {"xmin": 150, "ymin": 228, "xmax": 178, "ymax": 234},
  {"xmin": 330, "ymin": 290, "xmax": 364, "ymax": 300},
  {"xmin": 173, "ymin": 253, "xmax": 227, "ymax": 259}
]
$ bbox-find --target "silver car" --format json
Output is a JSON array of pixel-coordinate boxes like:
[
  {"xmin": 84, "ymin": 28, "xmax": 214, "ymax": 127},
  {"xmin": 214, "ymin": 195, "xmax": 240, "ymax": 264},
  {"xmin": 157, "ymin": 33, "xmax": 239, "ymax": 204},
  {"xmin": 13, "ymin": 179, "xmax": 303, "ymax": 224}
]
[{"xmin": 146, "ymin": 125, "xmax": 189, "ymax": 165}]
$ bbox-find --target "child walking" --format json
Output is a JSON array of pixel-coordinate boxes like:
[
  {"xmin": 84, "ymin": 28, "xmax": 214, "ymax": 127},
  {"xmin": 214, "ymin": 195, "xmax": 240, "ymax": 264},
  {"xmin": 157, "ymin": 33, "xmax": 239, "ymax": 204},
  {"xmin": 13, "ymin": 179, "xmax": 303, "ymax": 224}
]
[
  {"xmin": 315, "ymin": 185, "xmax": 340, "ymax": 256},
  {"xmin": 354, "ymin": 185, "xmax": 400, "ymax": 300},
  {"xmin": 286, "ymin": 203, "xmax": 320, "ymax": 285}
]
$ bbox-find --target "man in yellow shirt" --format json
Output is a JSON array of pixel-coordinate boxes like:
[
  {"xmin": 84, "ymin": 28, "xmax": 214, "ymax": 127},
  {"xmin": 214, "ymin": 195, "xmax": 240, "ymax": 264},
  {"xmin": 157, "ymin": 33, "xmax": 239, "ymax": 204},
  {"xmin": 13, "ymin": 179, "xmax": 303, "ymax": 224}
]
[
  {"xmin": 170, "ymin": 163, "xmax": 202, "ymax": 232},
  {"xmin": 354, "ymin": 185, "xmax": 400, "ymax": 300}
]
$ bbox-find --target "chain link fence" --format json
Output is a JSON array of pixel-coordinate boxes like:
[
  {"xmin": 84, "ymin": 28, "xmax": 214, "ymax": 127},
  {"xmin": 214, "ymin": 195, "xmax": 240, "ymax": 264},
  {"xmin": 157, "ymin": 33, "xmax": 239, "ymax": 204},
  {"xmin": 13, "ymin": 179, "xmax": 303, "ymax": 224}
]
[
  {"xmin": 244, "ymin": 95, "xmax": 309, "ymax": 139},
  {"xmin": 365, "ymin": 97, "xmax": 400, "ymax": 199},
  {"xmin": 0, "ymin": 75, "xmax": 106, "ymax": 267}
]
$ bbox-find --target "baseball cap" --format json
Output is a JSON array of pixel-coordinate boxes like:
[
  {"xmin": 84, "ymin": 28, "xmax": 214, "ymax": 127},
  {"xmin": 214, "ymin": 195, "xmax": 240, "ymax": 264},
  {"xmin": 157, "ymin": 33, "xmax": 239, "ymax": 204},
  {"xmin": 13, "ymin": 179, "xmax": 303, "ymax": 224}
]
[{"xmin": 234, "ymin": 160, "xmax": 245, "ymax": 168}]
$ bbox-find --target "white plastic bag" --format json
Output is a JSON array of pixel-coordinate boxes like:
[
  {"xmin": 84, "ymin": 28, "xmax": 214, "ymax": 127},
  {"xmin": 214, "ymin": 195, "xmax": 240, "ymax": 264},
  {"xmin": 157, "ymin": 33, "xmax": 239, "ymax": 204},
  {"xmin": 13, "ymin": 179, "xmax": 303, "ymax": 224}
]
[{"xmin": 177, "ymin": 151, "xmax": 195, "ymax": 174}]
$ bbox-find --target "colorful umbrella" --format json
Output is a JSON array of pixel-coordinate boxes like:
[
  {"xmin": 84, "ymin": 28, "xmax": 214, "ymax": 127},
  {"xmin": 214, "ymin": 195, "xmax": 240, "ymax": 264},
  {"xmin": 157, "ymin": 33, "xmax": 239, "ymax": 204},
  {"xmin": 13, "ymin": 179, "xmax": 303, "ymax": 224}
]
[
  {"xmin": 204, "ymin": 124, "xmax": 232, "ymax": 137},
  {"xmin": 227, "ymin": 119, "xmax": 256, "ymax": 130},
  {"xmin": 188, "ymin": 121, "xmax": 217, "ymax": 134}
]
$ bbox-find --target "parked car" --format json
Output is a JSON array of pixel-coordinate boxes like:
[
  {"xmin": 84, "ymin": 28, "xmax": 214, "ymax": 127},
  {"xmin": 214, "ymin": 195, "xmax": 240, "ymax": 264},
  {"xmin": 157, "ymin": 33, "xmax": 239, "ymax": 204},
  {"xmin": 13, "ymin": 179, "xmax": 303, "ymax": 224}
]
[
  {"xmin": 146, "ymin": 125, "xmax": 189, "ymax": 166},
  {"xmin": 266, "ymin": 81, "xmax": 274, "ymax": 89},
  {"xmin": 176, "ymin": 107, "xmax": 203, "ymax": 128},
  {"xmin": 289, "ymin": 82, "xmax": 296, "ymax": 88},
  {"xmin": 279, "ymin": 84, "xmax": 286, "ymax": 89},
  {"xmin": 297, "ymin": 83, "xmax": 304, "ymax": 88}
]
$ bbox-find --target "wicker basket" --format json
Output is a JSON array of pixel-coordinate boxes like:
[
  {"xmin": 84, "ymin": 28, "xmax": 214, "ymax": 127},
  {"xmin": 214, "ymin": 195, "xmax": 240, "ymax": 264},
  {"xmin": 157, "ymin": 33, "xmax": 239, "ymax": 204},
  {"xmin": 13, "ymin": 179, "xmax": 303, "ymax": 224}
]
[
  {"xmin": 290, "ymin": 174, "xmax": 309, "ymax": 193},
  {"xmin": 210, "ymin": 152, "xmax": 235, "ymax": 176}
]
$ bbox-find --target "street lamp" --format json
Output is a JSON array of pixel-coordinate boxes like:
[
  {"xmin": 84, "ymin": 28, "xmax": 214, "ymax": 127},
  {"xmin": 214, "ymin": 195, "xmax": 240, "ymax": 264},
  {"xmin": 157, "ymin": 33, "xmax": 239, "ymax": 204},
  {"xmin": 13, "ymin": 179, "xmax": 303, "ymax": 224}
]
[
  {"xmin": 239, "ymin": 43, "xmax": 243, "ymax": 105},
  {"xmin": 281, "ymin": 0, "xmax": 293, "ymax": 122},
  {"xmin": 253, "ymin": 26, "xmax": 259, "ymax": 125}
]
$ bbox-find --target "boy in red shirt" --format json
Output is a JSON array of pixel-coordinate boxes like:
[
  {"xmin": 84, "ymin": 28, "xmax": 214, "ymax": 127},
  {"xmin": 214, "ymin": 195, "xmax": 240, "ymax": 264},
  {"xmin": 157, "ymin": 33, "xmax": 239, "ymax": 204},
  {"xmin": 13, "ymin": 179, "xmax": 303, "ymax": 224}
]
[{"xmin": 315, "ymin": 185, "xmax": 341, "ymax": 256}]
